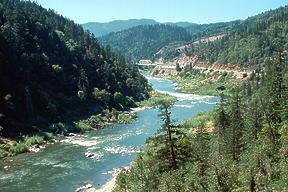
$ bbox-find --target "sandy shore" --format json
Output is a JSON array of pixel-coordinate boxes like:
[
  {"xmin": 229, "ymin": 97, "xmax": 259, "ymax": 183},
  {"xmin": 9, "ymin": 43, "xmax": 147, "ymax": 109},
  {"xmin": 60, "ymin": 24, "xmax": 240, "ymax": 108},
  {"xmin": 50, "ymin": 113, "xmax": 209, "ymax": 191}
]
[
  {"xmin": 95, "ymin": 174, "xmax": 117, "ymax": 192},
  {"xmin": 95, "ymin": 167, "xmax": 128, "ymax": 192},
  {"xmin": 75, "ymin": 168, "xmax": 130, "ymax": 192}
]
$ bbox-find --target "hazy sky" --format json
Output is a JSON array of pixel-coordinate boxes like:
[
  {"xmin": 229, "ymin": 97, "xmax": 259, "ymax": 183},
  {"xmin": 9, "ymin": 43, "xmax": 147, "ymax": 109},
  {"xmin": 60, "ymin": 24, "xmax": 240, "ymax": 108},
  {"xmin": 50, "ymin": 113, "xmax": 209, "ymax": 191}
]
[{"xmin": 34, "ymin": 0, "xmax": 288, "ymax": 24}]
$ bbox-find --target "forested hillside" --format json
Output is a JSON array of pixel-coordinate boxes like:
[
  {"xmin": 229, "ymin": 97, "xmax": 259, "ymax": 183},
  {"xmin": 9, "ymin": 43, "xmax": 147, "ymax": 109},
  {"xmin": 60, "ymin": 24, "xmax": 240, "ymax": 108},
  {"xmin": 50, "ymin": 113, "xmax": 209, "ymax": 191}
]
[
  {"xmin": 98, "ymin": 20, "xmax": 242, "ymax": 63},
  {"xmin": 100, "ymin": 24, "xmax": 192, "ymax": 62},
  {"xmin": 114, "ymin": 36, "xmax": 288, "ymax": 192},
  {"xmin": 112, "ymin": 5, "xmax": 288, "ymax": 191},
  {"xmin": 186, "ymin": 20, "xmax": 240, "ymax": 40},
  {"xmin": 194, "ymin": 6, "xmax": 288, "ymax": 67},
  {"xmin": 82, "ymin": 19, "xmax": 158, "ymax": 37},
  {"xmin": 0, "ymin": 0, "xmax": 150, "ymax": 137}
]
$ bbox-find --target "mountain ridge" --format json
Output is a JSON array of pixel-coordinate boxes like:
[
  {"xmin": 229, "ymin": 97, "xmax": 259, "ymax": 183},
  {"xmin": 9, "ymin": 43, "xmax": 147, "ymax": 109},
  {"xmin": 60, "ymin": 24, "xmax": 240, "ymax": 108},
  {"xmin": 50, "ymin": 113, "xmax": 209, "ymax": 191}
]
[{"xmin": 82, "ymin": 19, "xmax": 198, "ymax": 37}]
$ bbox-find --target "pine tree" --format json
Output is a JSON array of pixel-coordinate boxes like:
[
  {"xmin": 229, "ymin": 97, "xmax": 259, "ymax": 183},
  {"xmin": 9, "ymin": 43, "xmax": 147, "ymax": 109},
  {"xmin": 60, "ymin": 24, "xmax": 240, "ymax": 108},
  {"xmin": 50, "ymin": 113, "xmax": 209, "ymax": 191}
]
[
  {"xmin": 227, "ymin": 87, "xmax": 245, "ymax": 161},
  {"xmin": 157, "ymin": 98, "xmax": 177, "ymax": 169},
  {"xmin": 215, "ymin": 85, "xmax": 229, "ymax": 155}
]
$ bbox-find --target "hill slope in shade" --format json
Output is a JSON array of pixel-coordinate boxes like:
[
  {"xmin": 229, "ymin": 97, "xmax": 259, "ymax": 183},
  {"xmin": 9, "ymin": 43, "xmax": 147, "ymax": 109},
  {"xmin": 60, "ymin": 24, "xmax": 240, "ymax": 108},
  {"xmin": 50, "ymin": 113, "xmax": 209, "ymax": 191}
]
[
  {"xmin": 0, "ymin": 0, "xmax": 150, "ymax": 137},
  {"xmin": 99, "ymin": 24, "xmax": 192, "ymax": 62}
]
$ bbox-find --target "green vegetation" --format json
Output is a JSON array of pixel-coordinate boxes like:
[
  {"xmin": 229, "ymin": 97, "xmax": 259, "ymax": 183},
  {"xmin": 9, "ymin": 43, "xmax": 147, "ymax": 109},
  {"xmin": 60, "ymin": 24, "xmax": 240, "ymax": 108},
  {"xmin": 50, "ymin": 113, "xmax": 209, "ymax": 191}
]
[
  {"xmin": 137, "ymin": 91, "xmax": 177, "ymax": 107},
  {"xmin": 114, "ymin": 52, "xmax": 288, "ymax": 191},
  {"xmin": 0, "ymin": 149, "xmax": 8, "ymax": 158},
  {"xmin": 170, "ymin": 69, "xmax": 236, "ymax": 95},
  {"xmin": 100, "ymin": 24, "xmax": 192, "ymax": 62},
  {"xmin": 0, "ymin": 0, "xmax": 150, "ymax": 138},
  {"xmin": 80, "ymin": 109, "xmax": 137, "ymax": 129},
  {"xmin": 186, "ymin": 20, "xmax": 240, "ymax": 40},
  {"xmin": 182, "ymin": 110, "xmax": 214, "ymax": 130},
  {"xmin": 0, "ymin": 135, "xmax": 45, "ymax": 157},
  {"xmin": 8, "ymin": 142, "xmax": 29, "ymax": 154},
  {"xmin": 23, "ymin": 135, "xmax": 44, "ymax": 146},
  {"xmin": 193, "ymin": 6, "xmax": 288, "ymax": 67}
]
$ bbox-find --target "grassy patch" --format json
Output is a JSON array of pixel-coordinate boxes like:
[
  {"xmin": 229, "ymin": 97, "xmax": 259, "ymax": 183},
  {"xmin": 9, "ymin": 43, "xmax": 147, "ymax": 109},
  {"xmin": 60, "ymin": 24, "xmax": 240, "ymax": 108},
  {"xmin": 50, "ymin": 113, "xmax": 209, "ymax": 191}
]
[
  {"xmin": 170, "ymin": 69, "xmax": 236, "ymax": 95},
  {"xmin": 182, "ymin": 110, "xmax": 215, "ymax": 130}
]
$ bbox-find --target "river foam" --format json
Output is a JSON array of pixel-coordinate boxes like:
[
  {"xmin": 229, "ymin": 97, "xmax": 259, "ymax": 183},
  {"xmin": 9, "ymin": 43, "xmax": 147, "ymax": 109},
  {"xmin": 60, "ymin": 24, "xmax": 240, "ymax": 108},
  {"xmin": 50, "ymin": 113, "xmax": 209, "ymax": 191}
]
[
  {"xmin": 157, "ymin": 90, "xmax": 215, "ymax": 101},
  {"xmin": 61, "ymin": 136, "xmax": 101, "ymax": 147},
  {"xmin": 104, "ymin": 145, "xmax": 140, "ymax": 155}
]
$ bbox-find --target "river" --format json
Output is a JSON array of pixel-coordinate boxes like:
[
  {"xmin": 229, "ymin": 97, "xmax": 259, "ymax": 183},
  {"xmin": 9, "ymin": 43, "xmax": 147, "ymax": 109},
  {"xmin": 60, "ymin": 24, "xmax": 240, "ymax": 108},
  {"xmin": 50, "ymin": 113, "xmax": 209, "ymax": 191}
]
[{"xmin": 0, "ymin": 77, "xmax": 218, "ymax": 192}]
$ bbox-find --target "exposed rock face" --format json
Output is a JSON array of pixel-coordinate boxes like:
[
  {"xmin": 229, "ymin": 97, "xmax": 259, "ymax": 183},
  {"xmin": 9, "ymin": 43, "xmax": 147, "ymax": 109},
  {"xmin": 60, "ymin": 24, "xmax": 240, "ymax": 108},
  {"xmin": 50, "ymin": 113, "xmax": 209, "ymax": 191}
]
[
  {"xmin": 151, "ymin": 53, "xmax": 251, "ymax": 79},
  {"xmin": 151, "ymin": 65, "xmax": 178, "ymax": 77}
]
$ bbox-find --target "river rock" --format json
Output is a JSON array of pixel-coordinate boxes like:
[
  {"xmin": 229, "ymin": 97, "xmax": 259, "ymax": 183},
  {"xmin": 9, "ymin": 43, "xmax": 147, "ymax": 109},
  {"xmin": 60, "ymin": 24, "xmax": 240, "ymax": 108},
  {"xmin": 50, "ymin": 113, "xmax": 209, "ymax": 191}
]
[
  {"xmin": 85, "ymin": 152, "xmax": 95, "ymax": 159},
  {"xmin": 29, "ymin": 146, "xmax": 40, "ymax": 153},
  {"xmin": 4, "ymin": 165, "xmax": 10, "ymax": 170}
]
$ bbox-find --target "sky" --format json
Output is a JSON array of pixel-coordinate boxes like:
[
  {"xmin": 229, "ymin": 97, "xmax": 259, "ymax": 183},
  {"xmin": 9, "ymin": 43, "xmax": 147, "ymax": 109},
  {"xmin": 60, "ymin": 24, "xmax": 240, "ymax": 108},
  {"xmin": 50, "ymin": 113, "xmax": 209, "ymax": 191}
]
[{"xmin": 34, "ymin": 0, "xmax": 288, "ymax": 24}]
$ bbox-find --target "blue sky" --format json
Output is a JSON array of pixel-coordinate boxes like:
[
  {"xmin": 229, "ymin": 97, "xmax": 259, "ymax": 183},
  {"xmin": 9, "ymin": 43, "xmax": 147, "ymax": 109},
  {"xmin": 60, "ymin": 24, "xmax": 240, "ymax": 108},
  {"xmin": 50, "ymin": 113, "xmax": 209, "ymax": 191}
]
[{"xmin": 34, "ymin": 0, "xmax": 288, "ymax": 24}]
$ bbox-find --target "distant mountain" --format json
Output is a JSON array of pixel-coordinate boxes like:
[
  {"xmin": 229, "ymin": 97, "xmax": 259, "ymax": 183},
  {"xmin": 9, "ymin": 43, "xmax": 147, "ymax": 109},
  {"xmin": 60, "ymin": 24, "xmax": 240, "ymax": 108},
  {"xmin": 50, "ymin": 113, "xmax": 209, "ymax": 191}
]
[
  {"xmin": 82, "ymin": 19, "xmax": 158, "ymax": 37},
  {"xmin": 166, "ymin": 21, "xmax": 198, "ymax": 28},
  {"xmin": 82, "ymin": 19, "xmax": 198, "ymax": 37},
  {"xmin": 99, "ymin": 24, "xmax": 192, "ymax": 62}
]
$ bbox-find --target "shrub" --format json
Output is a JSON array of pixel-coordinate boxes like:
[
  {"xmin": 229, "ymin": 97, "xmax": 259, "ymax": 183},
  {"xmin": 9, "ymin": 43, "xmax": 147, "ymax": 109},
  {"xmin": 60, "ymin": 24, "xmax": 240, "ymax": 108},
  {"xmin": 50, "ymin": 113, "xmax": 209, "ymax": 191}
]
[
  {"xmin": 89, "ymin": 114, "xmax": 101, "ymax": 123},
  {"xmin": 9, "ymin": 142, "xmax": 29, "ymax": 154},
  {"xmin": 0, "ymin": 149, "xmax": 9, "ymax": 158},
  {"xmin": 48, "ymin": 123, "xmax": 67, "ymax": 134},
  {"xmin": 92, "ymin": 88, "xmax": 111, "ymax": 105},
  {"xmin": 40, "ymin": 132, "xmax": 54, "ymax": 140},
  {"xmin": 77, "ymin": 121, "xmax": 92, "ymax": 132},
  {"xmin": 24, "ymin": 135, "xmax": 44, "ymax": 146}
]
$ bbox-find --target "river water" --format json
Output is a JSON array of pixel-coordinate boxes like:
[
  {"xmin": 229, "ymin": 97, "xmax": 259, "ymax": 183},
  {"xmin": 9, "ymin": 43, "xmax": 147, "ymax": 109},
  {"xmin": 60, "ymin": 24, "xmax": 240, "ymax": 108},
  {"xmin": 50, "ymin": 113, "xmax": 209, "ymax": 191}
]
[{"xmin": 0, "ymin": 77, "xmax": 218, "ymax": 192}]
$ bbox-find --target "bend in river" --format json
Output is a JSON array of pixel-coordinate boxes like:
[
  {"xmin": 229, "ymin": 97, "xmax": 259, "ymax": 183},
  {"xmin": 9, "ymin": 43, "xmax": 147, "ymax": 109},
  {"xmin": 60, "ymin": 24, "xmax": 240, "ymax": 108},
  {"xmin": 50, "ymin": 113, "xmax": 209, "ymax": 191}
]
[{"xmin": 0, "ymin": 77, "xmax": 218, "ymax": 192}]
